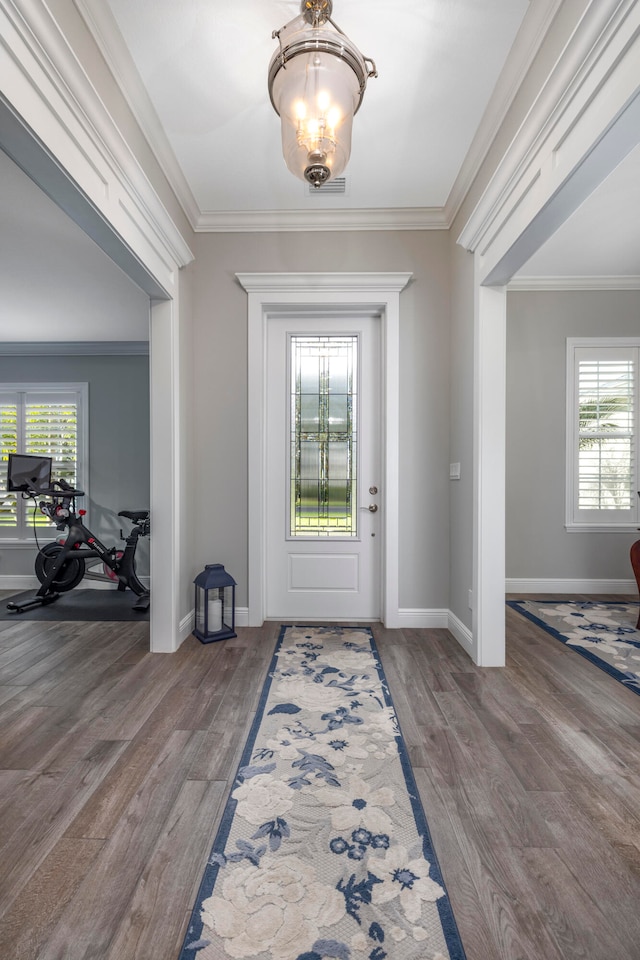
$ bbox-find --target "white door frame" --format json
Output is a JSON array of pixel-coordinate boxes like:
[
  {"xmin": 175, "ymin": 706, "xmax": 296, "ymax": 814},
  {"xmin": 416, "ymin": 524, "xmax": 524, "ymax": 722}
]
[{"xmin": 237, "ymin": 272, "xmax": 412, "ymax": 627}]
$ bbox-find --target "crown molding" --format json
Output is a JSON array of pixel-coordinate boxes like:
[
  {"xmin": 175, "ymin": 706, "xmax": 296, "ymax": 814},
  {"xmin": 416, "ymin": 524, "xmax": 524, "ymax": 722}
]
[
  {"xmin": 0, "ymin": 341, "xmax": 149, "ymax": 355},
  {"xmin": 197, "ymin": 207, "xmax": 447, "ymax": 233},
  {"xmin": 444, "ymin": 0, "xmax": 565, "ymax": 227},
  {"xmin": 507, "ymin": 275, "xmax": 640, "ymax": 291},
  {"xmin": 75, "ymin": 0, "xmax": 201, "ymax": 232}
]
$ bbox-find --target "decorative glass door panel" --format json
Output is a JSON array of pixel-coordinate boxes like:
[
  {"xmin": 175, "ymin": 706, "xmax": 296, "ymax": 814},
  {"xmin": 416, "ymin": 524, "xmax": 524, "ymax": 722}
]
[{"xmin": 290, "ymin": 335, "xmax": 357, "ymax": 537}]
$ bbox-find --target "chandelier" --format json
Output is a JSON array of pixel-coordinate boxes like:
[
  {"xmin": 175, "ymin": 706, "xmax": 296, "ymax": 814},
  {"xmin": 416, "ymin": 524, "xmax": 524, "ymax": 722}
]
[{"xmin": 268, "ymin": 0, "xmax": 377, "ymax": 189}]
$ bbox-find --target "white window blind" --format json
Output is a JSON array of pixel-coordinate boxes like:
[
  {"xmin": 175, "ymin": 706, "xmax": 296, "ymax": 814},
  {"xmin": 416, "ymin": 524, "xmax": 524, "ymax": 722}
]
[
  {"xmin": 567, "ymin": 341, "xmax": 639, "ymax": 530},
  {"xmin": 0, "ymin": 384, "xmax": 87, "ymax": 539},
  {"xmin": 0, "ymin": 399, "xmax": 18, "ymax": 529}
]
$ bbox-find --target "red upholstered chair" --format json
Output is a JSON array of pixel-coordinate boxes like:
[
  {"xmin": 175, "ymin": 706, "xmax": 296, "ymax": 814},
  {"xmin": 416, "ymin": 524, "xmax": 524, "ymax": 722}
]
[{"xmin": 630, "ymin": 540, "xmax": 640, "ymax": 629}]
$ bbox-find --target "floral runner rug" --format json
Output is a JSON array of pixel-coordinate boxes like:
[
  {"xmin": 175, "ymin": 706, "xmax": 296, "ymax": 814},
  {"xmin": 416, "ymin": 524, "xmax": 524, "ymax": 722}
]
[
  {"xmin": 507, "ymin": 599, "xmax": 640, "ymax": 696},
  {"xmin": 179, "ymin": 625, "xmax": 466, "ymax": 960}
]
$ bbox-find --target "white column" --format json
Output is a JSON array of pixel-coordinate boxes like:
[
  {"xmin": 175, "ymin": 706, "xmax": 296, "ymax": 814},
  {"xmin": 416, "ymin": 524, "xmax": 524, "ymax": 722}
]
[
  {"xmin": 149, "ymin": 298, "xmax": 181, "ymax": 652},
  {"xmin": 473, "ymin": 274, "xmax": 506, "ymax": 666}
]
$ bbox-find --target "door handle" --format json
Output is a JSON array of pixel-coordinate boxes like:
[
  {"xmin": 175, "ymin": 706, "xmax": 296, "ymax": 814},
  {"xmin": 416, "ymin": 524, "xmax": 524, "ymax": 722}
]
[{"xmin": 359, "ymin": 503, "xmax": 378, "ymax": 513}]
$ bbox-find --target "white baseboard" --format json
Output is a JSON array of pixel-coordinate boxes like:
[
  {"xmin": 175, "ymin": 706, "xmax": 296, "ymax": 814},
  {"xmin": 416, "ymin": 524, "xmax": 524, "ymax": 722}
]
[
  {"xmin": 447, "ymin": 611, "xmax": 475, "ymax": 657},
  {"xmin": 0, "ymin": 575, "xmax": 150, "ymax": 591},
  {"xmin": 396, "ymin": 607, "xmax": 474, "ymax": 659},
  {"xmin": 235, "ymin": 607, "xmax": 250, "ymax": 627},
  {"xmin": 0, "ymin": 576, "xmax": 40, "ymax": 590},
  {"xmin": 190, "ymin": 608, "xmax": 450, "ymax": 631},
  {"xmin": 506, "ymin": 578, "xmax": 636, "ymax": 594},
  {"xmin": 179, "ymin": 606, "xmax": 250, "ymax": 647},
  {"xmin": 179, "ymin": 611, "xmax": 194, "ymax": 645},
  {"xmin": 396, "ymin": 608, "xmax": 449, "ymax": 628}
]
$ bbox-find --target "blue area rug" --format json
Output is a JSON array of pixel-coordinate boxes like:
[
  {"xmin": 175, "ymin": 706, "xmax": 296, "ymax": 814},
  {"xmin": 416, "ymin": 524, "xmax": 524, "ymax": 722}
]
[
  {"xmin": 507, "ymin": 599, "xmax": 640, "ymax": 695},
  {"xmin": 179, "ymin": 625, "xmax": 466, "ymax": 960}
]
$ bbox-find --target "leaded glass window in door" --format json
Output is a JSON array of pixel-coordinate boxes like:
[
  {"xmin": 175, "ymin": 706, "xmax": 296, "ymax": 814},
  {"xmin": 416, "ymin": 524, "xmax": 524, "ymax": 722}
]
[{"xmin": 290, "ymin": 335, "xmax": 358, "ymax": 537}]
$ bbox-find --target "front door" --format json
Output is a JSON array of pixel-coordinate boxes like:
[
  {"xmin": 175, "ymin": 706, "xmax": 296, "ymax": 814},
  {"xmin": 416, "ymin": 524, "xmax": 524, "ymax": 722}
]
[{"xmin": 265, "ymin": 315, "xmax": 381, "ymax": 620}]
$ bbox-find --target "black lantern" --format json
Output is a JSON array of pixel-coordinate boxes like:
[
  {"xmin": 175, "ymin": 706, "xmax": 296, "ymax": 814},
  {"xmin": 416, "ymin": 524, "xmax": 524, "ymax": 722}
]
[{"xmin": 193, "ymin": 564, "xmax": 237, "ymax": 643}]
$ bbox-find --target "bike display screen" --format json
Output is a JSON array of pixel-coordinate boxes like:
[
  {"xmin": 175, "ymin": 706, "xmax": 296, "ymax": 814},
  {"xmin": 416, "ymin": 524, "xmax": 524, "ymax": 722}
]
[{"xmin": 6, "ymin": 453, "xmax": 53, "ymax": 493}]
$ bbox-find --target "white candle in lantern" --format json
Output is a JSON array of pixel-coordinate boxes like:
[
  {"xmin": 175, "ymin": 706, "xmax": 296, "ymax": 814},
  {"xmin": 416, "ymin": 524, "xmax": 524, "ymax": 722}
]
[{"xmin": 208, "ymin": 596, "xmax": 222, "ymax": 632}]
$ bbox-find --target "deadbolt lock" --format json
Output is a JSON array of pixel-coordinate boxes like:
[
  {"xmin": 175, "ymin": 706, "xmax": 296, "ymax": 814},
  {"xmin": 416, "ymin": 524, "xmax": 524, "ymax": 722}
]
[{"xmin": 369, "ymin": 486, "xmax": 378, "ymax": 495}]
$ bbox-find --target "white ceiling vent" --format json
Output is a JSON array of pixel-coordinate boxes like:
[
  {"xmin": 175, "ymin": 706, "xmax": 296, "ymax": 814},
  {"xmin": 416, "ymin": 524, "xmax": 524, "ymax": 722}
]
[{"xmin": 308, "ymin": 177, "xmax": 348, "ymax": 196}]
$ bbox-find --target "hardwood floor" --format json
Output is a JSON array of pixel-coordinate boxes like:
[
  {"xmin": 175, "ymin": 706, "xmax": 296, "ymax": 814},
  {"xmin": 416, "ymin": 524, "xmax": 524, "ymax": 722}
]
[{"xmin": 0, "ymin": 596, "xmax": 638, "ymax": 959}]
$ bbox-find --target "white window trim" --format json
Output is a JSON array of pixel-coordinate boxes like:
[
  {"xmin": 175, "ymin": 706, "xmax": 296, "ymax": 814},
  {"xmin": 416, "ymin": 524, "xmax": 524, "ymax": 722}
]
[
  {"xmin": 566, "ymin": 338, "xmax": 640, "ymax": 532},
  {"xmin": 0, "ymin": 382, "xmax": 89, "ymax": 544}
]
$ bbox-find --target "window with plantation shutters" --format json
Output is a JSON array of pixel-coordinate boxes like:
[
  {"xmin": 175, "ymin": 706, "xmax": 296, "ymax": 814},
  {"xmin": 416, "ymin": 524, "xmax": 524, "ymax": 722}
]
[
  {"xmin": 0, "ymin": 383, "xmax": 87, "ymax": 540},
  {"xmin": 567, "ymin": 341, "xmax": 639, "ymax": 530}
]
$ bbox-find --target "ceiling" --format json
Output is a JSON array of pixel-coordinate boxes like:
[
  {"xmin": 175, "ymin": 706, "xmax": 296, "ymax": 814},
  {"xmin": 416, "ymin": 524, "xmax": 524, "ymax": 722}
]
[
  {"xmin": 0, "ymin": 148, "xmax": 149, "ymax": 342},
  {"xmin": 2, "ymin": 0, "xmax": 639, "ymax": 284},
  {"xmin": 86, "ymin": 0, "xmax": 531, "ymax": 223},
  {"xmin": 513, "ymin": 140, "xmax": 640, "ymax": 284}
]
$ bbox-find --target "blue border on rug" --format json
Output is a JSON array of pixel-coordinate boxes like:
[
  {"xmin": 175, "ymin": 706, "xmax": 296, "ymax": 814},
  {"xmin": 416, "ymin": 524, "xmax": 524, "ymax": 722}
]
[
  {"xmin": 178, "ymin": 625, "xmax": 468, "ymax": 959},
  {"xmin": 367, "ymin": 631, "xmax": 467, "ymax": 960},
  {"xmin": 178, "ymin": 628, "xmax": 285, "ymax": 957},
  {"xmin": 507, "ymin": 599, "xmax": 640, "ymax": 697}
]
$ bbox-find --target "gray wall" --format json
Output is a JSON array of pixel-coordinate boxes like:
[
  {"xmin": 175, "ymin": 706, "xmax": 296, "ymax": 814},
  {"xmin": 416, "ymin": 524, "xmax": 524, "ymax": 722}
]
[
  {"xmin": 506, "ymin": 289, "xmax": 640, "ymax": 581},
  {"xmin": 0, "ymin": 353, "xmax": 150, "ymax": 577},
  {"xmin": 191, "ymin": 230, "xmax": 451, "ymax": 611}
]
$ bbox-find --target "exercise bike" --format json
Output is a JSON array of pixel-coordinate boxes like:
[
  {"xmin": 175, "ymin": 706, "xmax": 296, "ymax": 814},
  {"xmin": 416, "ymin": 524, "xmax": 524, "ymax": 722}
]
[{"xmin": 6, "ymin": 477, "xmax": 150, "ymax": 615}]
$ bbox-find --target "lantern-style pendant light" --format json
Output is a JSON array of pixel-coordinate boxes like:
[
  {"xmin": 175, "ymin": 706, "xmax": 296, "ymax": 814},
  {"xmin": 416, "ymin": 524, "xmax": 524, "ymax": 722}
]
[{"xmin": 268, "ymin": 0, "xmax": 377, "ymax": 188}]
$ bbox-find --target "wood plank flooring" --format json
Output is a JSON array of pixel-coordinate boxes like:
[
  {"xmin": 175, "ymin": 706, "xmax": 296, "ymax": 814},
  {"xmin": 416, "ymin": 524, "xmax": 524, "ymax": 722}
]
[{"xmin": 0, "ymin": 595, "xmax": 638, "ymax": 959}]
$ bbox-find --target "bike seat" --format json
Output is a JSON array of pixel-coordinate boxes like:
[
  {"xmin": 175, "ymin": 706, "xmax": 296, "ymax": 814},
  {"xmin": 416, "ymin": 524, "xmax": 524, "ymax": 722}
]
[{"xmin": 118, "ymin": 510, "xmax": 149, "ymax": 522}]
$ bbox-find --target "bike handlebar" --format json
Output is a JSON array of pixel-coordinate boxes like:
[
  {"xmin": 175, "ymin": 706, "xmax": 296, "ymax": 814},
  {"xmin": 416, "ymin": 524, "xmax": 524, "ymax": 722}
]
[
  {"xmin": 56, "ymin": 478, "xmax": 85, "ymax": 496},
  {"xmin": 36, "ymin": 480, "xmax": 148, "ymax": 534},
  {"xmin": 37, "ymin": 480, "xmax": 85, "ymax": 498}
]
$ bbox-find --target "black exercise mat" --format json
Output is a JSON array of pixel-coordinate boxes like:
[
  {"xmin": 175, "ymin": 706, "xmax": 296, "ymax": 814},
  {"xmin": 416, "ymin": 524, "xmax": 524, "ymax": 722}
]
[{"xmin": 1, "ymin": 589, "xmax": 149, "ymax": 621}]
